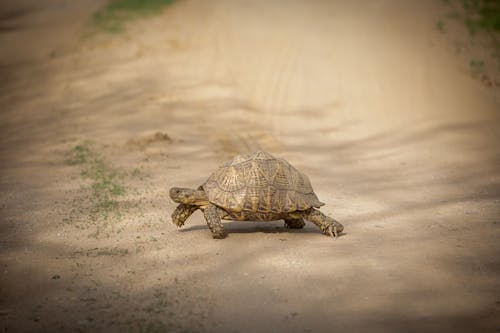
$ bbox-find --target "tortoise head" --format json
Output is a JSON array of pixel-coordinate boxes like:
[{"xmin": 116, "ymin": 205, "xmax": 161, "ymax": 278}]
[{"xmin": 169, "ymin": 187, "xmax": 209, "ymax": 205}]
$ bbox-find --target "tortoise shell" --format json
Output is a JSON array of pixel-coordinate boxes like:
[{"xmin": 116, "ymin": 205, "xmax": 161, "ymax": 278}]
[{"xmin": 202, "ymin": 151, "xmax": 324, "ymax": 214}]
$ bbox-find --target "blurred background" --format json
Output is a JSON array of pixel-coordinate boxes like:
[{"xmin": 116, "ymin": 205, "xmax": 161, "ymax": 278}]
[{"xmin": 1, "ymin": 0, "xmax": 499, "ymax": 332}]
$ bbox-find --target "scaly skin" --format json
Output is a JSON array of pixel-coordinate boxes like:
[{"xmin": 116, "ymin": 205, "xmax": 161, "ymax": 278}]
[
  {"xmin": 203, "ymin": 204, "xmax": 226, "ymax": 239},
  {"xmin": 171, "ymin": 204, "xmax": 198, "ymax": 227},
  {"xmin": 301, "ymin": 208, "xmax": 344, "ymax": 237},
  {"xmin": 169, "ymin": 187, "xmax": 209, "ymax": 205}
]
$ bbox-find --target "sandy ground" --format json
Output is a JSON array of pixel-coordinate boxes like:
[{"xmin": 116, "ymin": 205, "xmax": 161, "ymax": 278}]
[{"xmin": 1, "ymin": 0, "xmax": 500, "ymax": 332}]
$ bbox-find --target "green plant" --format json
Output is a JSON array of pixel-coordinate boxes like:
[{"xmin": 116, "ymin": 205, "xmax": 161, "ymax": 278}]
[
  {"xmin": 65, "ymin": 143, "xmax": 127, "ymax": 236},
  {"xmin": 462, "ymin": 0, "xmax": 500, "ymax": 34},
  {"xmin": 436, "ymin": 20, "xmax": 446, "ymax": 32},
  {"xmin": 469, "ymin": 58, "xmax": 486, "ymax": 71},
  {"xmin": 66, "ymin": 144, "xmax": 92, "ymax": 165},
  {"xmin": 92, "ymin": 0, "xmax": 175, "ymax": 33},
  {"xmin": 131, "ymin": 168, "xmax": 141, "ymax": 176},
  {"xmin": 439, "ymin": 1, "xmax": 500, "ymax": 73}
]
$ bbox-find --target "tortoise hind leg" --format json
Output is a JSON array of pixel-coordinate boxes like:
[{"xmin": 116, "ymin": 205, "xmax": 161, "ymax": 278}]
[
  {"xmin": 172, "ymin": 204, "xmax": 198, "ymax": 227},
  {"xmin": 203, "ymin": 204, "xmax": 227, "ymax": 239},
  {"xmin": 284, "ymin": 217, "xmax": 305, "ymax": 229},
  {"xmin": 302, "ymin": 208, "xmax": 343, "ymax": 237}
]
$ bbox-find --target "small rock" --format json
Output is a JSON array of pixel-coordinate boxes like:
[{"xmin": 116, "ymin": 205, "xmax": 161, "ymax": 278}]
[{"xmin": 52, "ymin": 274, "xmax": 61, "ymax": 280}]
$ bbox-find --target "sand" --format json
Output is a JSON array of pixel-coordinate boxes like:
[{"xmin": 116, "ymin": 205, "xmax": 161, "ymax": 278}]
[{"xmin": 1, "ymin": 0, "xmax": 499, "ymax": 332}]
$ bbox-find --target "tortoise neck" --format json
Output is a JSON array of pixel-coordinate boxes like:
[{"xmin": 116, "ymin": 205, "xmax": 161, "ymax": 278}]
[{"xmin": 191, "ymin": 189, "xmax": 210, "ymax": 205}]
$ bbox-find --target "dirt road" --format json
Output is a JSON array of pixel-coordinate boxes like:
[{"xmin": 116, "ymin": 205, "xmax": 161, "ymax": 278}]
[{"xmin": 1, "ymin": 0, "xmax": 499, "ymax": 332}]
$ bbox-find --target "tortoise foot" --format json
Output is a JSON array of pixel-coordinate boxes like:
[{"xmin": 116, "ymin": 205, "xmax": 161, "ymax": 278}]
[
  {"xmin": 211, "ymin": 231, "xmax": 227, "ymax": 239},
  {"xmin": 302, "ymin": 208, "xmax": 343, "ymax": 238},
  {"xmin": 320, "ymin": 223, "xmax": 339, "ymax": 238},
  {"xmin": 204, "ymin": 204, "xmax": 227, "ymax": 240}
]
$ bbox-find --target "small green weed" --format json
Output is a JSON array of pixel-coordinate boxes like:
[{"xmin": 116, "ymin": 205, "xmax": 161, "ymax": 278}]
[
  {"xmin": 469, "ymin": 58, "xmax": 486, "ymax": 71},
  {"xmin": 131, "ymin": 168, "xmax": 141, "ymax": 176},
  {"xmin": 66, "ymin": 143, "xmax": 92, "ymax": 165},
  {"xmin": 65, "ymin": 143, "xmax": 127, "ymax": 237},
  {"xmin": 462, "ymin": 0, "xmax": 500, "ymax": 34},
  {"xmin": 92, "ymin": 0, "xmax": 175, "ymax": 33},
  {"xmin": 440, "ymin": 0, "xmax": 500, "ymax": 81},
  {"xmin": 436, "ymin": 20, "xmax": 446, "ymax": 32}
]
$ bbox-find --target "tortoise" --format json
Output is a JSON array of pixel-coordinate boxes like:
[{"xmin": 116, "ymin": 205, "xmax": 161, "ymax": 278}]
[{"xmin": 169, "ymin": 151, "xmax": 343, "ymax": 239}]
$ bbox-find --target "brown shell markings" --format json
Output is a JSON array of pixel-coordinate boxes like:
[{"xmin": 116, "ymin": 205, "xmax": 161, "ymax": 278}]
[{"xmin": 202, "ymin": 151, "xmax": 324, "ymax": 213}]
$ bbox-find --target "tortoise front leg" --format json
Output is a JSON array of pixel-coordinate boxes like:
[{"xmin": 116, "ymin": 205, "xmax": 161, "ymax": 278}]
[
  {"xmin": 171, "ymin": 204, "xmax": 198, "ymax": 227},
  {"xmin": 203, "ymin": 204, "xmax": 226, "ymax": 239},
  {"xmin": 302, "ymin": 208, "xmax": 344, "ymax": 237}
]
